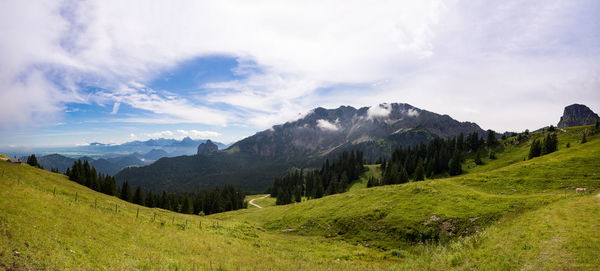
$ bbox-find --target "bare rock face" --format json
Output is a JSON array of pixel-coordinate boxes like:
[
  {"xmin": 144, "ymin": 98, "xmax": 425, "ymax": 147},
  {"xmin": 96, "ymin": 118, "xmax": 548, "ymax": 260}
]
[
  {"xmin": 557, "ymin": 104, "xmax": 599, "ymax": 128},
  {"xmin": 197, "ymin": 140, "xmax": 218, "ymax": 156}
]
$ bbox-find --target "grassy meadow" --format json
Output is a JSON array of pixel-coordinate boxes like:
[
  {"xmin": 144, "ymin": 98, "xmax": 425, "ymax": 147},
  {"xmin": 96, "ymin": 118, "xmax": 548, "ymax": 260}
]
[{"xmin": 1, "ymin": 125, "xmax": 599, "ymax": 270}]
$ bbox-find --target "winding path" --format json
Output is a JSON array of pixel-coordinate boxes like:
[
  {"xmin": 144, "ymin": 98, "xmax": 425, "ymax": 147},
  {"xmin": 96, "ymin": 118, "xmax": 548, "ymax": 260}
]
[{"xmin": 249, "ymin": 195, "xmax": 269, "ymax": 209}]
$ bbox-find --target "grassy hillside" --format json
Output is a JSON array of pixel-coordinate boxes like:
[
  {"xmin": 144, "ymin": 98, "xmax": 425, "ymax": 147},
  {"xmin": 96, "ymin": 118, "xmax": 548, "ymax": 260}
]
[
  {"xmin": 1, "ymin": 125, "xmax": 598, "ymax": 269},
  {"xmin": 214, "ymin": 126, "xmax": 600, "ymax": 250},
  {"xmin": 0, "ymin": 162, "xmax": 396, "ymax": 270}
]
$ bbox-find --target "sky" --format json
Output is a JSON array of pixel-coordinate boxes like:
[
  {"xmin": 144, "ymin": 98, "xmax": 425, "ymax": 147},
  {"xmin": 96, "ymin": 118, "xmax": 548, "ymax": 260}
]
[{"xmin": 1, "ymin": 0, "xmax": 599, "ymax": 148}]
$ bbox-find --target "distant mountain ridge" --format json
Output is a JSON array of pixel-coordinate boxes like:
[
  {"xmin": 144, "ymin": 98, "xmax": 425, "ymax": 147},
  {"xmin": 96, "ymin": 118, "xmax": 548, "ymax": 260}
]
[
  {"xmin": 116, "ymin": 103, "xmax": 486, "ymax": 193},
  {"xmin": 79, "ymin": 137, "xmax": 227, "ymax": 157},
  {"xmin": 32, "ymin": 153, "xmax": 146, "ymax": 175}
]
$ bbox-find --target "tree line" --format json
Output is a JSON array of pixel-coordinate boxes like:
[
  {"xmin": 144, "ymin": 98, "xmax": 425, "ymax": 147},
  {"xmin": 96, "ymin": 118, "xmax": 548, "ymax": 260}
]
[
  {"xmin": 269, "ymin": 150, "xmax": 365, "ymax": 205},
  {"xmin": 372, "ymin": 130, "xmax": 500, "ymax": 187},
  {"xmin": 528, "ymin": 132, "xmax": 558, "ymax": 159},
  {"xmin": 65, "ymin": 159, "xmax": 246, "ymax": 215}
]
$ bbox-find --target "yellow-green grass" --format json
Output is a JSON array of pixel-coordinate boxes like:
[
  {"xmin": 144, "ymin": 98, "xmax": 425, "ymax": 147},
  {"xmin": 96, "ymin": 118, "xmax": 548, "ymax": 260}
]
[
  {"xmin": 464, "ymin": 125, "xmax": 593, "ymax": 174},
  {"xmin": 399, "ymin": 192, "xmax": 600, "ymax": 270},
  {"xmin": 214, "ymin": 127, "xmax": 600, "ymax": 250},
  {"xmin": 0, "ymin": 162, "xmax": 397, "ymax": 270},
  {"xmin": 0, "ymin": 154, "xmax": 9, "ymax": 159},
  {"xmin": 348, "ymin": 164, "xmax": 381, "ymax": 191},
  {"xmin": 1, "ymin": 125, "xmax": 599, "ymax": 269}
]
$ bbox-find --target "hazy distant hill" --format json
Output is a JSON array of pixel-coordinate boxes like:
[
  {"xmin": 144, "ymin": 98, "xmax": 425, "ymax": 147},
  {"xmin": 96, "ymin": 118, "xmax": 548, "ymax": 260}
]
[
  {"xmin": 116, "ymin": 103, "xmax": 485, "ymax": 192},
  {"xmin": 77, "ymin": 137, "xmax": 228, "ymax": 157},
  {"xmin": 35, "ymin": 153, "xmax": 147, "ymax": 175},
  {"xmin": 4, "ymin": 138, "xmax": 227, "ymax": 161}
]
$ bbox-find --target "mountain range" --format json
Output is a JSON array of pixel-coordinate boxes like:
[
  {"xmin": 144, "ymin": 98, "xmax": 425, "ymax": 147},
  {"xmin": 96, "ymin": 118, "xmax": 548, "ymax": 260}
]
[
  {"xmin": 13, "ymin": 138, "xmax": 227, "ymax": 176},
  {"xmin": 116, "ymin": 103, "xmax": 486, "ymax": 193}
]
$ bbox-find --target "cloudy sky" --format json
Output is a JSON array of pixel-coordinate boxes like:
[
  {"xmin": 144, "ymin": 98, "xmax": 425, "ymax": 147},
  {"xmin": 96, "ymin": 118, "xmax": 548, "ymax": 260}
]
[{"xmin": 1, "ymin": 0, "xmax": 599, "ymax": 147}]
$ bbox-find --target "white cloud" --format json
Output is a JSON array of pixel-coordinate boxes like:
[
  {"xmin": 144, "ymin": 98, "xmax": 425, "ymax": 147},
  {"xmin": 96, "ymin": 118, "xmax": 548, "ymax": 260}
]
[
  {"xmin": 176, "ymin": 129, "xmax": 221, "ymax": 139},
  {"xmin": 145, "ymin": 130, "xmax": 174, "ymax": 139},
  {"xmin": 316, "ymin": 119, "xmax": 340, "ymax": 132},
  {"xmin": 367, "ymin": 103, "xmax": 392, "ymax": 119},
  {"xmin": 110, "ymin": 102, "xmax": 120, "ymax": 114},
  {"xmin": 100, "ymin": 85, "xmax": 229, "ymax": 126},
  {"xmin": 140, "ymin": 129, "xmax": 220, "ymax": 141},
  {"xmin": 0, "ymin": 0, "xmax": 598, "ymax": 136},
  {"xmin": 406, "ymin": 108, "xmax": 420, "ymax": 117}
]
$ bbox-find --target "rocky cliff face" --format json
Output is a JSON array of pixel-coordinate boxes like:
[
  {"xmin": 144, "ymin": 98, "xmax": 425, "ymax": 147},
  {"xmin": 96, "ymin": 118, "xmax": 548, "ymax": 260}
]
[
  {"xmin": 230, "ymin": 103, "xmax": 485, "ymax": 159},
  {"xmin": 197, "ymin": 140, "xmax": 218, "ymax": 155},
  {"xmin": 557, "ymin": 104, "xmax": 599, "ymax": 128}
]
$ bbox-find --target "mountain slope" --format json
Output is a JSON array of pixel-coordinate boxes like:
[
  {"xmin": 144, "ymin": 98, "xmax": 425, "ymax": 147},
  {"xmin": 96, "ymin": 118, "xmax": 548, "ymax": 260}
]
[
  {"xmin": 117, "ymin": 103, "xmax": 485, "ymax": 192},
  {"xmin": 231, "ymin": 103, "xmax": 484, "ymax": 160},
  {"xmin": 2, "ymin": 125, "xmax": 598, "ymax": 270},
  {"xmin": 0, "ymin": 162, "xmax": 391, "ymax": 270},
  {"xmin": 213, "ymin": 125, "xmax": 600, "ymax": 249}
]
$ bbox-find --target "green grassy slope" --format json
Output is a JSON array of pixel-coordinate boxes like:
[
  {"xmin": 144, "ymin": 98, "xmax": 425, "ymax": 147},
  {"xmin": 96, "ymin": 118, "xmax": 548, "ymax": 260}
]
[
  {"xmin": 0, "ymin": 162, "xmax": 397, "ymax": 270},
  {"xmin": 214, "ymin": 126, "xmax": 600, "ymax": 251},
  {"xmin": 401, "ymin": 192, "xmax": 600, "ymax": 270},
  {"xmin": 1, "ymin": 125, "xmax": 598, "ymax": 270}
]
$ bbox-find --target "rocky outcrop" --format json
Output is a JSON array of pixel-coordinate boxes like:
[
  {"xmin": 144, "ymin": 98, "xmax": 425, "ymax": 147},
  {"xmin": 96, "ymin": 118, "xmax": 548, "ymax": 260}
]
[
  {"xmin": 557, "ymin": 104, "xmax": 599, "ymax": 128},
  {"xmin": 197, "ymin": 140, "xmax": 218, "ymax": 155}
]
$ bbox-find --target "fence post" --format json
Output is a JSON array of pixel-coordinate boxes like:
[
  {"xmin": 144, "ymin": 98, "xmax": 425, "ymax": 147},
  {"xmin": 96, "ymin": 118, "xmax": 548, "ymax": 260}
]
[
  {"xmin": 94, "ymin": 199, "xmax": 97, "ymax": 209},
  {"xmin": 75, "ymin": 192, "xmax": 78, "ymax": 202},
  {"xmin": 136, "ymin": 208, "xmax": 139, "ymax": 219},
  {"xmin": 153, "ymin": 213, "xmax": 156, "ymax": 222},
  {"xmin": 115, "ymin": 203, "xmax": 118, "ymax": 214},
  {"xmin": 53, "ymin": 187, "xmax": 56, "ymax": 196}
]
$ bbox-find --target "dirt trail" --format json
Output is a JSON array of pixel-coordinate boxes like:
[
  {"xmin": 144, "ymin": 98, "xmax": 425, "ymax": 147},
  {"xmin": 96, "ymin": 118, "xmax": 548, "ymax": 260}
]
[{"xmin": 249, "ymin": 195, "xmax": 268, "ymax": 209}]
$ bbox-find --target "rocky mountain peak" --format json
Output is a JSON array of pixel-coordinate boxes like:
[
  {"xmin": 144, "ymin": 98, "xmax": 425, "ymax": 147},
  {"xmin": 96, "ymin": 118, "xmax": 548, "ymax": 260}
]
[
  {"xmin": 557, "ymin": 104, "xmax": 599, "ymax": 128},
  {"xmin": 197, "ymin": 140, "xmax": 218, "ymax": 156}
]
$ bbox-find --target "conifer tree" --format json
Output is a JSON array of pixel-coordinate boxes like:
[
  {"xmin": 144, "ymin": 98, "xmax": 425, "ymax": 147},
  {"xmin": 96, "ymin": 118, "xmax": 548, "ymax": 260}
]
[
  {"xmin": 398, "ymin": 165, "xmax": 409, "ymax": 183},
  {"xmin": 541, "ymin": 133, "xmax": 558, "ymax": 155},
  {"xmin": 474, "ymin": 151, "xmax": 483, "ymax": 165},
  {"xmin": 120, "ymin": 181, "xmax": 132, "ymax": 202},
  {"xmin": 383, "ymin": 163, "xmax": 399, "ymax": 185},
  {"xmin": 182, "ymin": 196, "xmax": 194, "ymax": 214},
  {"xmin": 294, "ymin": 185, "xmax": 302, "ymax": 202},
  {"xmin": 160, "ymin": 191, "xmax": 169, "ymax": 209},
  {"xmin": 456, "ymin": 133, "xmax": 464, "ymax": 151},
  {"xmin": 26, "ymin": 154, "xmax": 40, "ymax": 168},
  {"xmin": 133, "ymin": 186, "xmax": 144, "ymax": 205},
  {"xmin": 314, "ymin": 180, "xmax": 324, "ymax": 199},
  {"xmin": 145, "ymin": 190, "xmax": 154, "ymax": 207},
  {"xmin": 338, "ymin": 172, "xmax": 349, "ymax": 193},
  {"xmin": 486, "ymin": 130, "xmax": 498, "ymax": 147},
  {"xmin": 528, "ymin": 139, "xmax": 542, "ymax": 159},
  {"xmin": 448, "ymin": 153, "xmax": 462, "ymax": 176},
  {"xmin": 414, "ymin": 158, "xmax": 425, "ymax": 181}
]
